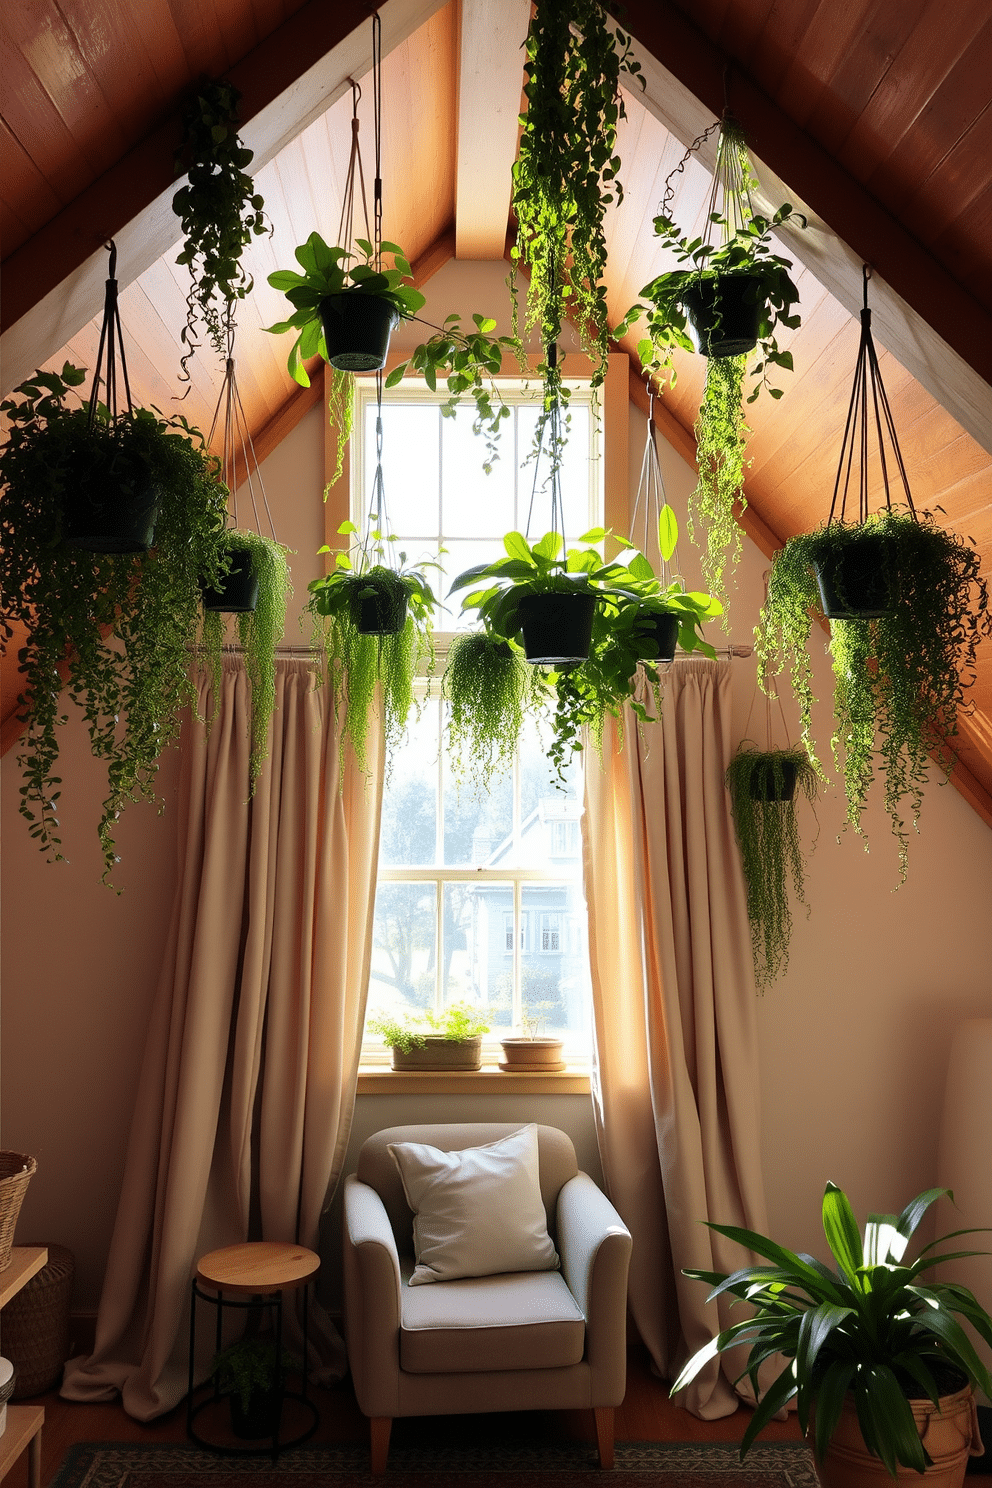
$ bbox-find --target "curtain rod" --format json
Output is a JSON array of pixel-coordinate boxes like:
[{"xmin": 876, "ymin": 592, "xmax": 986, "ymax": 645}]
[{"xmin": 212, "ymin": 641, "xmax": 754, "ymax": 659}]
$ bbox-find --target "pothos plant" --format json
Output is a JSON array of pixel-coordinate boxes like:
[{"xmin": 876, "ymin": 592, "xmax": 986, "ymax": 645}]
[
  {"xmin": 756, "ymin": 508, "xmax": 992, "ymax": 879},
  {"xmin": 197, "ymin": 529, "xmax": 293, "ymax": 790},
  {"xmin": 306, "ymin": 519, "xmax": 442, "ymax": 774},
  {"xmin": 265, "ymin": 233, "xmax": 517, "ymax": 482},
  {"xmin": 0, "ymin": 365, "xmax": 229, "ymax": 882},
  {"xmin": 617, "ymin": 116, "xmax": 803, "ymax": 607},
  {"xmin": 511, "ymin": 0, "xmax": 642, "ymax": 424},
  {"xmin": 172, "ymin": 79, "xmax": 270, "ymax": 384}
]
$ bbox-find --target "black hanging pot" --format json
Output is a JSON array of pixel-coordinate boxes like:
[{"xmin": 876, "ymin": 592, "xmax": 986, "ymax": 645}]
[
  {"xmin": 516, "ymin": 591, "xmax": 596, "ymax": 665},
  {"xmin": 813, "ymin": 530, "xmax": 896, "ymax": 620},
  {"xmin": 349, "ymin": 579, "xmax": 409, "ymax": 636},
  {"xmin": 319, "ymin": 292, "xmax": 400, "ymax": 372},
  {"xmin": 201, "ymin": 548, "xmax": 260, "ymax": 613},
  {"xmin": 748, "ymin": 758, "xmax": 798, "ymax": 802},
  {"xmin": 681, "ymin": 271, "xmax": 766, "ymax": 358},
  {"xmin": 229, "ymin": 1386, "xmax": 283, "ymax": 1441},
  {"xmin": 635, "ymin": 611, "xmax": 679, "ymax": 663},
  {"xmin": 62, "ymin": 442, "xmax": 162, "ymax": 553}
]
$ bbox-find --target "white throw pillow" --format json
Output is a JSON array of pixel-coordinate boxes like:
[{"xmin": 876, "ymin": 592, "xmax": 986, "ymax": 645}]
[{"xmin": 387, "ymin": 1125, "xmax": 560, "ymax": 1285}]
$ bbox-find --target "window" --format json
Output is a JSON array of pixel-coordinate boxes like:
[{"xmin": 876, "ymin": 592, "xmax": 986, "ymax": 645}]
[{"xmin": 357, "ymin": 381, "xmax": 602, "ymax": 1061}]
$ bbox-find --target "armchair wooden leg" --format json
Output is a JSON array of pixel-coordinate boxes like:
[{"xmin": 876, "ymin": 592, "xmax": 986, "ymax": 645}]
[
  {"xmin": 370, "ymin": 1416, "xmax": 392, "ymax": 1474},
  {"xmin": 594, "ymin": 1405, "xmax": 615, "ymax": 1469}
]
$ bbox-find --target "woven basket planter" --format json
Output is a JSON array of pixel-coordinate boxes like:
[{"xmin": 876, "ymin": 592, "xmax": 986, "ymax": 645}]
[
  {"xmin": 0, "ymin": 1154, "xmax": 36, "ymax": 1271},
  {"xmin": 3, "ymin": 1244, "xmax": 74, "ymax": 1398}
]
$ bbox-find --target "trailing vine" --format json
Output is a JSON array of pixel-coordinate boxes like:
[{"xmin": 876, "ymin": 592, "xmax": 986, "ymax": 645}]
[
  {"xmin": 173, "ymin": 79, "xmax": 270, "ymax": 383},
  {"xmin": 690, "ymin": 354, "xmax": 749, "ymax": 608}
]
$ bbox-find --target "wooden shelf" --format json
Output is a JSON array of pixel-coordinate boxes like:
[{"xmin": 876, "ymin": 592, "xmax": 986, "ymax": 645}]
[
  {"xmin": 0, "ymin": 1405, "xmax": 43, "ymax": 1483},
  {"xmin": 0, "ymin": 1249, "xmax": 47, "ymax": 1311},
  {"xmin": 0, "ymin": 1249, "xmax": 48, "ymax": 1486}
]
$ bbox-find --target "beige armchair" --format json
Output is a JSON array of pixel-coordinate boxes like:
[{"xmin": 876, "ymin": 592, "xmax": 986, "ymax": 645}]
[{"xmin": 343, "ymin": 1123, "xmax": 632, "ymax": 1473}]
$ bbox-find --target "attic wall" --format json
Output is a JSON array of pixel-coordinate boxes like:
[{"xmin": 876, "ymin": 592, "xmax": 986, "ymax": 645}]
[{"xmin": 2, "ymin": 262, "xmax": 991, "ymax": 1327}]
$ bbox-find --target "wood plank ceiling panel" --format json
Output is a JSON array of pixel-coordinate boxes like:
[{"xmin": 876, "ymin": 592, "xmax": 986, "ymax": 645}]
[{"xmin": 30, "ymin": 7, "xmax": 457, "ymax": 458}]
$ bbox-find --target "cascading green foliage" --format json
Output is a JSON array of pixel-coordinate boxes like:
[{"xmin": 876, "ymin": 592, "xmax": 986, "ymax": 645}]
[
  {"xmin": 725, "ymin": 743, "xmax": 818, "ymax": 991},
  {"xmin": 757, "ymin": 508, "xmax": 992, "ymax": 877},
  {"xmin": 0, "ymin": 365, "xmax": 229, "ymax": 882},
  {"xmin": 690, "ymin": 354, "xmax": 749, "ymax": 608},
  {"xmin": 199, "ymin": 530, "xmax": 293, "ymax": 788},
  {"xmin": 511, "ymin": 0, "xmax": 641, "ymax": 409},
  {"xmin": 172, "ymin": 79, "xmax": 270, "ymax": 380},
  {"xmin": 442, "ymin": 632, "xmax": 548, "ymax": 784},
  {"xmin": 308, "ymin": 557, "xmax": 437, "ymax": 775}
]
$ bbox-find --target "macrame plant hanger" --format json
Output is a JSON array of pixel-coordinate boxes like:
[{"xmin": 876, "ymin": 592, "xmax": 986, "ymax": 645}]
[
  {"xmin": 630, "ymin": 391, "xmax": 678, "ymax": 583},
  {"xmin": 814, "ymin": 263, "xmax": 917, "ymax": 621},
  {"xmin": 201, "ymin": 329, "xmax": 280, "ymax": 612},
  {"xmin": 69, "ymin": 240, "xmax": 161, "ymax": 553}
]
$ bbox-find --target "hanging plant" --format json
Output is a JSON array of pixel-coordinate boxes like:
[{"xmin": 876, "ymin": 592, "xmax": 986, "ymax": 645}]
[
  {"xmin": 756, "ymin": 269, "xmax": 992, "ymax": 877},
  {"xmin": 726, "ymin": 742, "xmax": 818, "ymax": 992},
  {"xmin": 511, "ymin": 0, "xmax": 642, "ymax": 417},
  {"xmin": 172, "ymin": 79, "xmax": 270, "ymax": 385},
  {"xmin": 199, "ymin": 528, "xmax": 292, "ymax": 788},
  {"xmin": 617, "ymin": 114, "xmax": 803, "ymax": 606},
  {"xmin": 442, "ymin": 632, "xmax": 550, "ymax": 785},
  {"xmin": 0, "ymin": 364, "xmax": 228, "ymax": 882}
]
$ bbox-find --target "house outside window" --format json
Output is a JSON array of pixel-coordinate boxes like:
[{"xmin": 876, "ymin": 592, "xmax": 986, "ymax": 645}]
[{"xmin": 357, "ymin": 381, "xmax": 601, "ymax": 1059}]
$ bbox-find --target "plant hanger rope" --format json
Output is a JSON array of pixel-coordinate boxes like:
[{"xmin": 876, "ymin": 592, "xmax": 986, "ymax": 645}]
[
  {"xmin": 523, "ymin": 345, "xmax": 569, "ymax": 548},
  {"xmin": 88, "ymin": 241, "xmax": 134, "ymax": 427},
  {"xmin": 336, "ymin": 80, "xmax": 374, "ymax": 267},
  {"xmin": 828, "ymin": 263, "xmax": 917, "ymax": 526},
  {"xmin": 205, "ymin": 333, "xmax": 278, "ymax": 540}
]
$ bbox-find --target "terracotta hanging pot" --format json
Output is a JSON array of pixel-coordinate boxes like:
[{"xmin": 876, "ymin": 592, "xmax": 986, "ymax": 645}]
[
  {"xmin": 516, "ymin": 591, "xmax": 596, "ymax": 665},
  {"xmin": 319, "ymin": 293, "xmax": 400, "ymax": 372},
  {"xmin": 812, "ymin": 1384, "xmax": 983, "ymax": 1488},
  {"xmin": 681, "ymin": 271, "xmax": 765, "ymax": 358}
]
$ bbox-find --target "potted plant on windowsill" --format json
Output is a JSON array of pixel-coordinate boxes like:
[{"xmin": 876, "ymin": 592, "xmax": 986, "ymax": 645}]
[
  {"xmin": 617, "ymin": 115, "xmax": 803, "ymax": 606},
  {"xmin": 367, "ymin": 1003, "xmax": 492, "ymax": 1072},
  {"xmin": 306, "ymin": 519, "xmax": 441, "ymax": 774},
  {"xmin": 499, "ymin": 1008, "xmax": 565, "ymax": 1072},
  {"xmin": 672, "ymin": 1182, "xmax": 992, "ymax": 1486},
  {"xmin": 0, "ymin": 364, "xmax": 229, "ymax": 882}
]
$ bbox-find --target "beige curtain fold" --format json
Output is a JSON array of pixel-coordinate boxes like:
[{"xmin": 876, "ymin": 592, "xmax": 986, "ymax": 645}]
[
  {"xmin": 583, "ymin": 660, "xmax": 770, "ymax": 1419},
  {"xmin": 61, "ymin": 656, "xmax": 383, "ymax": 1419}
]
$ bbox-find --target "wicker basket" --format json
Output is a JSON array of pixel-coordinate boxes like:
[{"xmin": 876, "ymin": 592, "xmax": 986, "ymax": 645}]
[
  {"xmin": 0, "ymin": 1154, "xmax": 36, "ymax": 1272},
  {"xmin": 3, "ymin": 1245, "xmax": 74, "ymax": 1398}
]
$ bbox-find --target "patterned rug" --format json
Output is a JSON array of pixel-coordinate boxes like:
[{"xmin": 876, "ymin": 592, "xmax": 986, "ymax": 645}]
[{"xmin": 50, "ymin": 1440, "xmax": 820, "ymax": 1488}]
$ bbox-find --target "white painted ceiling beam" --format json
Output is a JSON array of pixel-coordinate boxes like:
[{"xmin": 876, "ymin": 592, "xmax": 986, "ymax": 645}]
[{"xmin": 454, "ymin": 0, "xmax": 530, "ymax": 260}]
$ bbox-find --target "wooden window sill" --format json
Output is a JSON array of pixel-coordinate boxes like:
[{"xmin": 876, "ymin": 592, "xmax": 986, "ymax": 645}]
[{"xmin": 356, "ymin": 1067, "xmax": 591, "ymax": 1096}]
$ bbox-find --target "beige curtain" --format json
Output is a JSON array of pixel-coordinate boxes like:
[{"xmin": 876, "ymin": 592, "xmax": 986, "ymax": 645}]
[
  {"xmin": 583, "ymin": 659, "xmax": 770, "ymax": 1419},
  {"xmin": 62, "ymin": 656, "xmax": 383, "ymax": 1419}
]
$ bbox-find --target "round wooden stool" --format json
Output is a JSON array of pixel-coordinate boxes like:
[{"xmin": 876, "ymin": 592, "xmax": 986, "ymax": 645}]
[{"xmin": 187, "ymin": 1241, "xmax": 320, "ymax": 1457}]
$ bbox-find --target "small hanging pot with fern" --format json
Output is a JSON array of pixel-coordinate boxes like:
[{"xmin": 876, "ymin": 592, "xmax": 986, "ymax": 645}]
[{"xmin": 726, "ymin": 671, "xmax": 818, "ymax": 991}]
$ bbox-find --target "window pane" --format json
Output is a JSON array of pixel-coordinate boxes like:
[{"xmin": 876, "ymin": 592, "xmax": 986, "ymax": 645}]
[
  {"xmin": 378, "ymin": 703, "xmax": 439, "ymax": 866},
  {"xmin": 441, "ymin": 408, "xmax": 515, "ymax": 535},
  {"xmin": 516, "ymin": 403, "xmax": 594, "ymax": 539},
  {"xmin": 521, "ymin": 881, "xmax": 590, "ymax": 1039},
  {"xmin": 442, "ymin": 749, "xmax": 512, "ymax": 865},
  {"xmin": 442, "ymin": 881, "xmax": 512, "ymax": 1018},
  {"xmin": 363, "ymin": 404, "xmax": 440, "ymax": 537},
  {"xmin": 368, "ymin": 882, "xmax": 438, "ymax": 1017}
]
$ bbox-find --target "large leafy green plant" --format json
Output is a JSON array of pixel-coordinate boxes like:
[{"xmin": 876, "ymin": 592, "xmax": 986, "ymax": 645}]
[
  {"xmin": 172, "ymin": 79, "xmax": 269, "ymax": 382},
  {"xmin": 198, "ymin": 529, "xmax": 293, "ymax": 789},
  {"xmin": 307, "ymin": 520, "xmax": 441, "ymax": 773},
  {"xmin": 0, "ymin": 365, "xmax": 229, "ymax": 881},
  {"xmin": 265, "ymin": 233, "xmax": 515, "ymax": 481},
  {"xmin": 756, "ymin": 509, "xmax": 991, "ymax": 878},
  {"xmin": 511, "ymin": 0, "xmax": 641, "ymax": 415},
  {"xmin": 673, "ymin": 1182, "xmax": 992, "ymax": 1477},
  {"xmin": 725, "ymin": 742, "xmax": 818, "ymax": 991}
]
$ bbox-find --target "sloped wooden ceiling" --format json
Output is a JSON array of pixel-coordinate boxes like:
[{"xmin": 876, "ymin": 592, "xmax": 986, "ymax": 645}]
[{"xmin": 2, "ymin": 0, "xmax": 991, "ymax": 814}]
